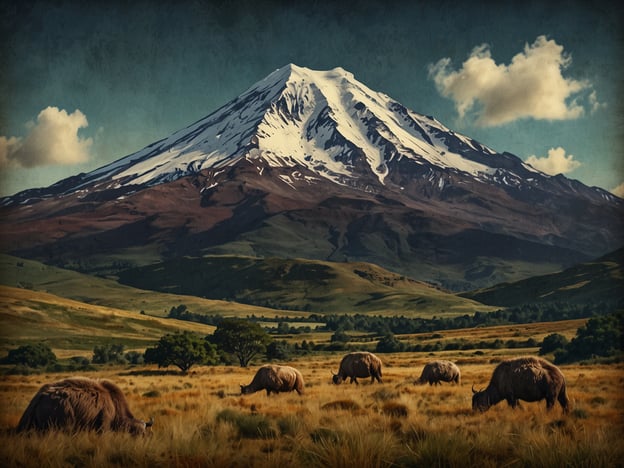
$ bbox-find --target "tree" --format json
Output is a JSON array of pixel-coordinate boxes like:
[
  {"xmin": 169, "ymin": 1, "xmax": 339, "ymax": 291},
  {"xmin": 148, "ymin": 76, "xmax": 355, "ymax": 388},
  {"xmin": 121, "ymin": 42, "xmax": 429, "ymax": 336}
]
[
  {"xmin": 266, "ymin": 340, "xmax": 292, "ymax": 360},
  {"xmin": 144, "ymin": 331, "xmax": 217, "ymax": 373},
  {"xmin": 539, "ymin": 333, "xmax": 569, "ymax": 355},
  {"xmin": 92, "ymin": 343, "xmax": 126, "ymax": 364},
  {"xmin": 376, "ymin": 333, "xmax": 406, "ymax": 353},
  {"xmin": 555, "ymin": 311, "xmax": 623, "ymax": 363},
  {"xmin": 4, "ymin": 343, "xmax": 57, "ymax": 368},
  {"xmin": 330, "ymin": 329, "xmax": 350, "ymax": 343},
  {"xmin": 211, "ymin": 318, "xmax": 271, "ymax": 367}
]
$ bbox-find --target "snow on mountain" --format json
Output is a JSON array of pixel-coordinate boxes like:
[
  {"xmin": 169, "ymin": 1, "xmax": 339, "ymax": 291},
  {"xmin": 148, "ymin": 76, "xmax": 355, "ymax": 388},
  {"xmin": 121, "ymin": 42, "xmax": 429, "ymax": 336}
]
[
  {"xmin": 2, "ymin": 64, "xmax": 622, "ymax": 291},
  {"xmin": 83, "ymin": 64, "xmax": 531, "ymax": 191}
]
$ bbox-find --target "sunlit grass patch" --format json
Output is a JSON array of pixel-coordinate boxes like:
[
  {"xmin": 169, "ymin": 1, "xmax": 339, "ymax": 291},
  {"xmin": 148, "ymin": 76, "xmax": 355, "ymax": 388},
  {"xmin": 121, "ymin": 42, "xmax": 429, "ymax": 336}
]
[{"xmin": 0, "ymin": 357, "xmax": 622, "ymax": 466}]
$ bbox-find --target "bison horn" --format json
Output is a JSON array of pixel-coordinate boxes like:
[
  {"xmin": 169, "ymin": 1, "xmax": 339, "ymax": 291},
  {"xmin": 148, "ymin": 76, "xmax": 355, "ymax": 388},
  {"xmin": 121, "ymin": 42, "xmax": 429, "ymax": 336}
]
[
  {"xmin": 146, "ymin": 417, "xmax": 154, "ymax": 427},
  {"xmin": 472, "ymin": 384, "xmax": 477, "ymax": 394}
]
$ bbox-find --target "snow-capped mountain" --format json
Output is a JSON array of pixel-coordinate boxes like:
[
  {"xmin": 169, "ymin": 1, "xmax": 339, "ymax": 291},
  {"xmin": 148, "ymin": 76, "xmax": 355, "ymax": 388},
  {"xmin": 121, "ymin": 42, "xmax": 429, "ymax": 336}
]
[
  {"xmin": 1, "ymin": 64, "xmax": 622, "ymax": 290},
  {"xmin": 85, "ymin": 64, "xmax": 511, "ymax": 188}
]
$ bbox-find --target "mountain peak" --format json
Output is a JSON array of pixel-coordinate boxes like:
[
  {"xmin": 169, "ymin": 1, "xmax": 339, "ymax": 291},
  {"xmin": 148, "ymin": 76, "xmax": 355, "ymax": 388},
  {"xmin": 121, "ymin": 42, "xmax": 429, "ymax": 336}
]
[
  {"xmin": 1, "ymin": 66, "xmax": 622, "ymax": 292},
  {"xmin": 3, "ymin": 64, "xmax": 620, "ymax": 210},
  {"xmin": 269, "ymin": 63, "xmax": 355, "ymax": 82}
]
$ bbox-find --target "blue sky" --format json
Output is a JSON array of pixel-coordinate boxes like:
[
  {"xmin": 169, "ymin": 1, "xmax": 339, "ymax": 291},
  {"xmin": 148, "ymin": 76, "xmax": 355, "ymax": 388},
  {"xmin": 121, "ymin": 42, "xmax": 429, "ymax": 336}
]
[{"xmin": 1, "ymin": 0, "xmax": 622, "ymax": 197}]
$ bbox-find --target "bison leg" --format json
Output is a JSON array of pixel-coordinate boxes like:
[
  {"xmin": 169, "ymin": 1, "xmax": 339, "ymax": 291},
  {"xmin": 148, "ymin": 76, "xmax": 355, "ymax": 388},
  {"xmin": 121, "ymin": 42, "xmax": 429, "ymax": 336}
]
[
  {"xmin": 558, "ymin": 390, "xmax": 570, "ymax": 413},
  {"xmin": 506, "ymin": 397, "xmax": 519, "ymax": 409}
]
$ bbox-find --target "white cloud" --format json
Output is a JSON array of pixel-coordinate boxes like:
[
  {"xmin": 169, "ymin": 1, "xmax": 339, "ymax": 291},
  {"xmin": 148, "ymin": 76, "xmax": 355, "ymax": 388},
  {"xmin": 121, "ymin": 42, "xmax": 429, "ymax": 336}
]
[
  {"xmin": 611, "ymin": 182, "xmax": 624, "ymax": 198},
  {"xmin": 0, "ymin": 136, "xmax": 22, "ymax": 168},
  {"xmin": 428, "ymin": 36, "xmax": 592, "ymax": 126},
  {"xmin": 0, "ymin": 107, "xmax": 93, "ymax": 168},
  {"xmin": 525, "ymin": 147, "xmax": 581, "ymax": 175},
  {"xmin": 588, "ymin": 90, "xmax": 607, "ymax": 114}
]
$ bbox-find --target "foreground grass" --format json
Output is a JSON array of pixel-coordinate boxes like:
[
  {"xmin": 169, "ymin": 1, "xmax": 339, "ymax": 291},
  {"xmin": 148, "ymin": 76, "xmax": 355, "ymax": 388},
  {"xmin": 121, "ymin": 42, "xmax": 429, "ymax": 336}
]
[{"xmin": 1, "ymin": 354, "xmax": 622, "ymax": 467}]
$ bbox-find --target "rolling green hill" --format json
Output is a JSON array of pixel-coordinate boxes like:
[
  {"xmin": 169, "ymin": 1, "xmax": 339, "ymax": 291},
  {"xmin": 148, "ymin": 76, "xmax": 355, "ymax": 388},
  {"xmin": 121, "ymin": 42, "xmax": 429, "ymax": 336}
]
[
  {"xmin": 461, "ymin": 248, "xmax": 624, "ymax": 307},
  {"xmin": 0, "ymin": 285, "xmax": 216, "ymax": 355},
  {"xmin": 117, "ymin": 255, "xmax": 493, "ymax": 316},
  {"xmin": 0, "ymin": 254, "xmax": 308, "ymax": 319}
]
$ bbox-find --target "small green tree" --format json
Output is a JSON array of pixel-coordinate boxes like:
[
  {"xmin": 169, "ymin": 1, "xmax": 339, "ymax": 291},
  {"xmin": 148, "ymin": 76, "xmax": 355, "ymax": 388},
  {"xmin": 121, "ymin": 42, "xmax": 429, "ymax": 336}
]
[
  {"xmin": 211, "ymin": 318, "xmax": 271, "ymax": 367},
  {"xmin": 5, "ymin": 343, "xmax": 57, "ymax": 368},
  {"xmin": 330, "ymin": 329, "xmax": 350, "ymax": 343},
  {"xmin": 266, "ymin": 340, "xmax": 292, "ymax": 360},
  {"xmin": 92, "ymin": 343, "xmax": 126, "ymax": 364},
  {"xmin": 144, "ymin": 331, "xmax": 217, "ymax": 373},
  {"xmin": 376, "ymin": 333, "xmax": 406, "ymax": 353},
  {"xmin": 125, "ymin": 351, "xmax": 144, "ymax": 365},
  {"xmin": 539, "ymin": 333, "xmax": 569, "ymax": 355}
]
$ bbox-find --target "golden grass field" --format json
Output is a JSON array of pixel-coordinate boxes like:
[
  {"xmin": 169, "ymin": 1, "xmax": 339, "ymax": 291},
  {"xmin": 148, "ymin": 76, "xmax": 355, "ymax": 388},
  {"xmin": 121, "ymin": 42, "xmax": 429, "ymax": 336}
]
[{"xmin": 1, "ymin": 351, "xmax": 623, "ymax": 467}]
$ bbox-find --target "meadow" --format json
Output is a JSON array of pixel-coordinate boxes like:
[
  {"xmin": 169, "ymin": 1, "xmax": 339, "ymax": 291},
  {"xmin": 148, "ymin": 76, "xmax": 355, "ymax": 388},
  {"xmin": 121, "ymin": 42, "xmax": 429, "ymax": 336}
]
[{"xmin": 1, "ymin": 351, "xmax": 623, "ymax": 467}]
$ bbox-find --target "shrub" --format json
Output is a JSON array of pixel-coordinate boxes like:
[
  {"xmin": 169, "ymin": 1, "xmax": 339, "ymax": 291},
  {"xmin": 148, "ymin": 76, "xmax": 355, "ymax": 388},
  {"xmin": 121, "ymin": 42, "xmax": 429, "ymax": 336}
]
[
  {"xmin": 92, "ymin": 343, "xmax": 126, "ymax": 364},
  {"xmin": 125, "ymin": 351, "xmax": 144, "ymax": 365},
  {"xmin": 265, "ymin": 340, "xmax": 292, "ymax": 360},
  {"xmin": 539, "ymin": 333, "xmax": 569, "ymax": 355},
  {"xmin": 375, "ymin": 333, "xmax": 405, "ymax": 353},
  {"xmin": 4, "ymin": 343, "xmax": 57, "ymax": 368},
  {"xmin": 330, "ymin": 329, "xmax": 350, "ymax": 343}
]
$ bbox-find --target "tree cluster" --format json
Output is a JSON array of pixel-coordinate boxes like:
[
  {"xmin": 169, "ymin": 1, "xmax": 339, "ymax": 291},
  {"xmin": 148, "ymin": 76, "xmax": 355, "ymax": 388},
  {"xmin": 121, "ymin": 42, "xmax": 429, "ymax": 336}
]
[
  {"xmin": 554, "ymin": 311, "xmax": 623, "ymax": 363},
  {"xmin": 320, "ymin": 302, "xmax": 620, "ymax": 335},
  {"xmin": 3, "ymin": 343, "xmax": 57, "ymax": 368}
]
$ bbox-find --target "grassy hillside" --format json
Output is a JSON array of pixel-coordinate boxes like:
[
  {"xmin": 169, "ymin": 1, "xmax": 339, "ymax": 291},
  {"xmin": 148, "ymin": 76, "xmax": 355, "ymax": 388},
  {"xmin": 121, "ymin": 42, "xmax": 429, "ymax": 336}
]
[
  {"xmin": 0, "ymin": 285, "xmax": 216, "ymax": 356},
  {"xmin": 0, "ymin": 254, "xmax": 309, "ymax": 319},
  {"xmin": 461, "ymin": 248, "xmax": 624, "ymax": 307},
  {"xmin": 117, "ymin": 255, "xmax": 494, "ymax": 316}
]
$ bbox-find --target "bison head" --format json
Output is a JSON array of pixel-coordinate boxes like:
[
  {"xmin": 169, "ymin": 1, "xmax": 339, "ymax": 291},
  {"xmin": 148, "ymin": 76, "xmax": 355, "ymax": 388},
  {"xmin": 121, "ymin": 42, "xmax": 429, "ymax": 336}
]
[
  {"xmin": 240, "ymin": 384, "xmax": 252, "ymax": 395},
  {"xmin": 471, "ymin": 385, "xmax": 491, "ymax": 412},
  {"xmin": 331, "ymin": 372, "xmax": 343, "ymax": 385},
  {"xmin": 127, "ymin": 417, "xmax": 154, "ymax": 436}
]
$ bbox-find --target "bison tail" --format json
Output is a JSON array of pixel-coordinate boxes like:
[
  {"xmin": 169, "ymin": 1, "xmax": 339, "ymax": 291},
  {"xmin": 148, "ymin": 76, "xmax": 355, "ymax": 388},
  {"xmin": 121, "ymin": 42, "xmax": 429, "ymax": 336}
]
[{"xmin": 559, "ymin": 382, "xmax": 571, "ymax": 413}]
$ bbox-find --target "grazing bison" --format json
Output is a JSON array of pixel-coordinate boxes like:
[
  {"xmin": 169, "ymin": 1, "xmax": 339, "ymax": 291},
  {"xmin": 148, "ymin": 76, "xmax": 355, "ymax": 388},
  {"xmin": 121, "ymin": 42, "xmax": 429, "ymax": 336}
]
[
  {"xmin": 240, "ymin": 365, "xmax": 304, "ymax": 396},
  {"xmin": 417, "ymin": 360, "xmax": 461, "ymax": 385},
  {"xmin": 472, "ymin": 356, "xmax": 570, "ymax": 413},
  {"xmin": 17, "ymin": 377, "xmax": 153, "ymax": 434},
  {"xmin": 332, "ymin": 351, "xmax": 383, "ymax": 385}
]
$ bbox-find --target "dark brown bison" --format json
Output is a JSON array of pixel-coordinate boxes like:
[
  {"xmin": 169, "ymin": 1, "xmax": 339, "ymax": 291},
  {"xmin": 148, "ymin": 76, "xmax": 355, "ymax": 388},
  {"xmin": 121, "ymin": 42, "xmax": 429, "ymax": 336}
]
[
  {"xmin": 332, "ymin": 351, "xmax": 383, "ymax": 385},
  {"xmin": 417, "ymin": 360, "xmax": 461, "ymax": 385},
  {"xmin": 17, "ymin": 377, "xmax": 153, "ymax": 434},
  {"xmin": 241, "ymin": 365, "xmax": 304, "ymax": 396},
  {"xmin": 472, "ymin": 356, "xmax": 570, "ymax": 413}
]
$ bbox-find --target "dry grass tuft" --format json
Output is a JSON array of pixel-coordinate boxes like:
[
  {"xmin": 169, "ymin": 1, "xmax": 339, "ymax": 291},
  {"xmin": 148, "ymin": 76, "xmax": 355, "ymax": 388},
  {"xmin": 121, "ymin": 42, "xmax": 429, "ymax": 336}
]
[
  {"xmin": 320, "ymin": 399, "xmax": 362, "ymax": 411},
  {"xmin": 382, "ymin": 401, "xmax": 409, "ymax": 418}
]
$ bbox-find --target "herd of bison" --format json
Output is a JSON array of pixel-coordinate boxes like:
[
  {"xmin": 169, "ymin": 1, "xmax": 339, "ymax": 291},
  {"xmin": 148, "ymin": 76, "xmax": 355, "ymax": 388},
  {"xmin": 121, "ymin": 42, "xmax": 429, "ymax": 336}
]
[{"xmin": 15, "ymin": 353, "xmax": 569, "ymax": 436}]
